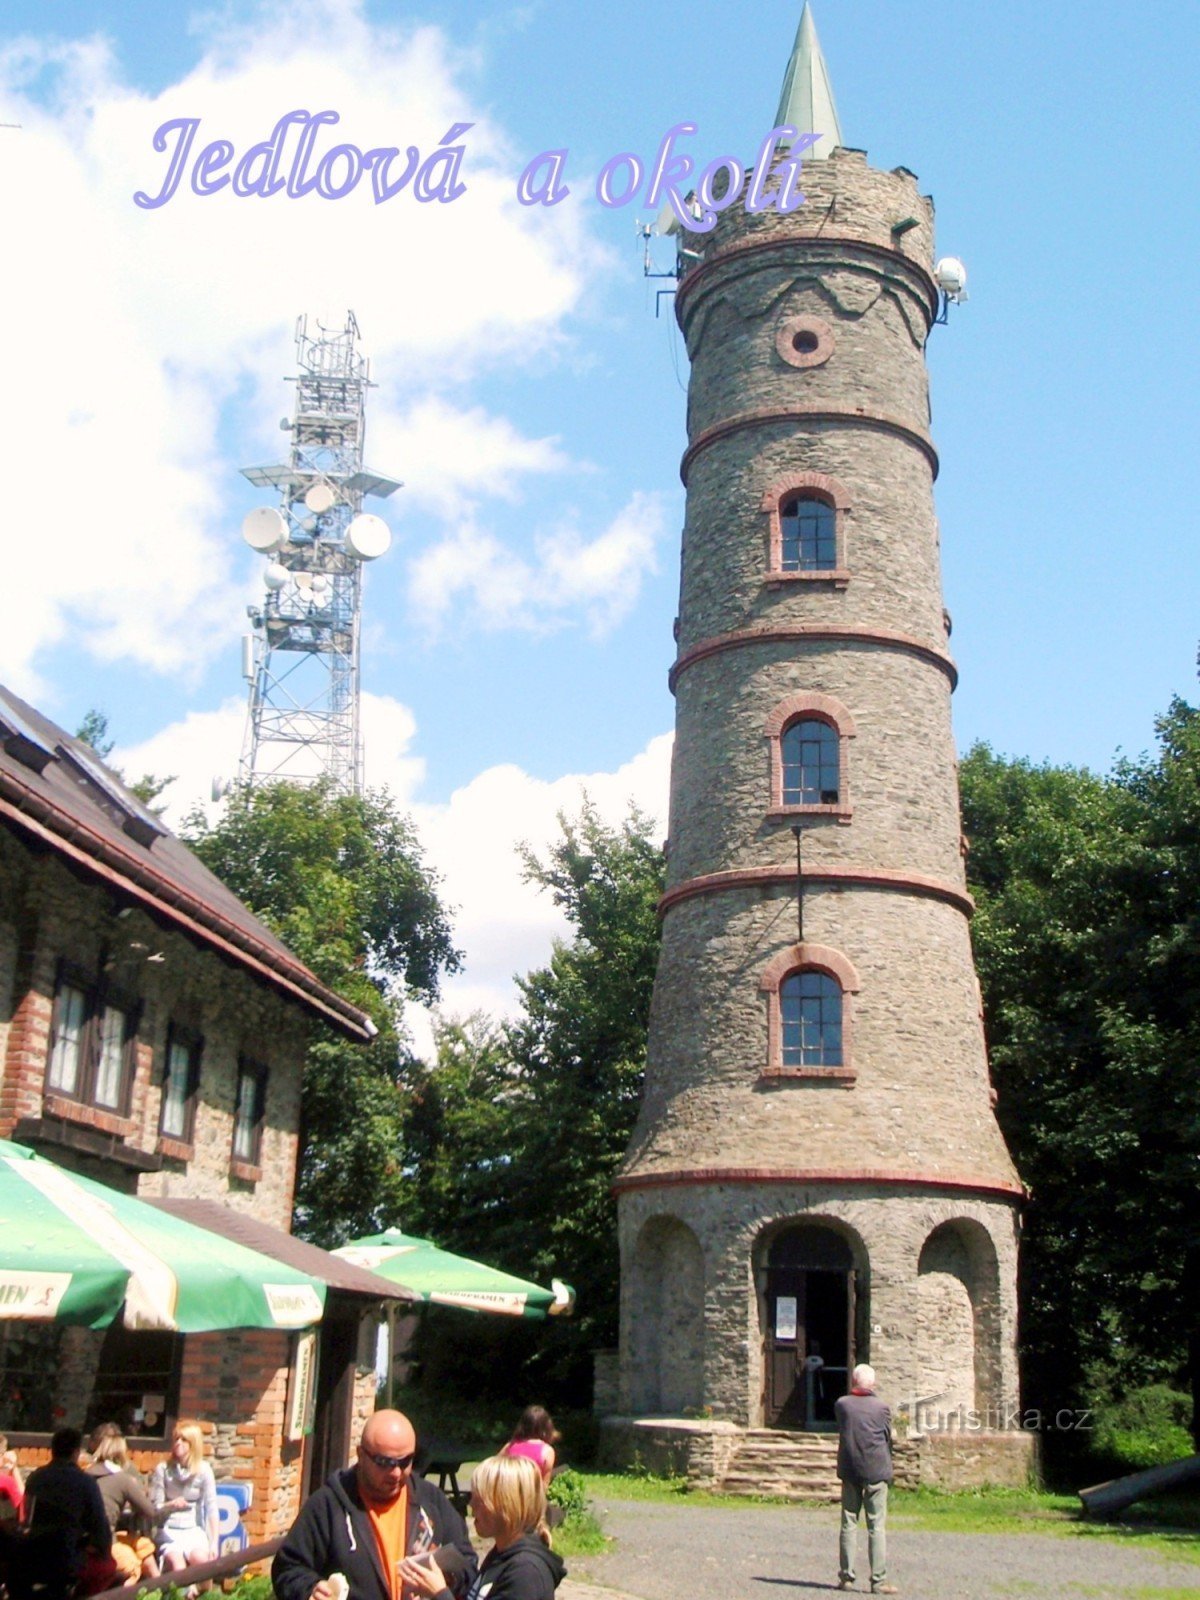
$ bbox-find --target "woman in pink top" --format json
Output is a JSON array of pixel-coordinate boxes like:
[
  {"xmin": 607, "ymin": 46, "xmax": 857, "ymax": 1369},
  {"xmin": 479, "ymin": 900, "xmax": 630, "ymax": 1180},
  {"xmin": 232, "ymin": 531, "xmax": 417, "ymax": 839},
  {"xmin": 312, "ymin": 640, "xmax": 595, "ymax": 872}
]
[{"xmin": 502, "ymin": 1407, "xmax": 560, "ymax": 1483}]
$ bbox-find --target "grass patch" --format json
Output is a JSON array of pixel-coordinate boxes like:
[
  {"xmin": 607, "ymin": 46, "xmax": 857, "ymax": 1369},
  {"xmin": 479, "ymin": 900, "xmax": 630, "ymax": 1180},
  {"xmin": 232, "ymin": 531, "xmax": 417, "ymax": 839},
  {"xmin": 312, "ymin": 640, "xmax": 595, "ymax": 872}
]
[{"xmin": 553, "ymin": 1507, "xmax": 609, "ymax": 1558}]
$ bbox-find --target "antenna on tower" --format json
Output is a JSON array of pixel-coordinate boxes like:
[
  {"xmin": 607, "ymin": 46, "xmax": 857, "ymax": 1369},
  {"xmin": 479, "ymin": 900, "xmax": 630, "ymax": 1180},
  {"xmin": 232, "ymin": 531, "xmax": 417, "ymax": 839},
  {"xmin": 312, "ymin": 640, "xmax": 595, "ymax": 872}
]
[
  {"xmin": 235, "ymin": 313, "xmax": 400, "ymax": 796},
  {"xmin": 932, "ymin": 257, "xmax": 969, "ymax": 326}
]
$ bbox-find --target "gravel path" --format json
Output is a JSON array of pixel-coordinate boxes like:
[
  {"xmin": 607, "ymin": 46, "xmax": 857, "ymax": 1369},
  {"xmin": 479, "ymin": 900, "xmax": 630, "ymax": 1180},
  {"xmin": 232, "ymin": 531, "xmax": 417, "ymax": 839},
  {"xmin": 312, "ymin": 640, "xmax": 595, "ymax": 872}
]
[{"xmin": 561, "ymin": 1496, "xmax": 1199, "ymax": 1599}]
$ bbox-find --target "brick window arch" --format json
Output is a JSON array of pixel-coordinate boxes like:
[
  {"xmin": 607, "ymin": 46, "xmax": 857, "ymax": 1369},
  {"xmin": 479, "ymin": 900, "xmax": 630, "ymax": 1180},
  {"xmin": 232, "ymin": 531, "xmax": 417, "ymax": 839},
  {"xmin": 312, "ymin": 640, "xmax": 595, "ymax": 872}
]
[
  {"xmin": 760, "ymin": 943, "xmax": 859, "ymax": 1081},
  {"xmin": 761, "ymin": 471, "xmax": 851, "ymax": 587},
  {"xmin": 765, "ymin": 692, "xmax": 856, "ymax": 822}
]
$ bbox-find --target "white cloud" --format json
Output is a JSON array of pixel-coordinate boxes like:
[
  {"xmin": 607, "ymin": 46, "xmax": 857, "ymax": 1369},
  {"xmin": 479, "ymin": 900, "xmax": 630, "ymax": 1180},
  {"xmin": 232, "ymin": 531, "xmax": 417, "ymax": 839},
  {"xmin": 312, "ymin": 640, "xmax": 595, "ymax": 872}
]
[
  {"xmin": 371, "ymin": 398, "xmax": 574, "ymax": 521},
  {"xmin": 119, "ymin": 697, "xmax": 673, "ymax": 1062},
  {"xmin": 409, "ymin": 730, "xmax": 673, "ymax": 1050},
  {"xmin": 113, "ymin": 688, "xmax": 426, "ymax": 829},
  {"xmin": 408, "ymin": 489, "xmax": 665, "ymax": 638},
  {"xmin": 0, "ymin": 4, "xmax": 612, "ymax": 692}
]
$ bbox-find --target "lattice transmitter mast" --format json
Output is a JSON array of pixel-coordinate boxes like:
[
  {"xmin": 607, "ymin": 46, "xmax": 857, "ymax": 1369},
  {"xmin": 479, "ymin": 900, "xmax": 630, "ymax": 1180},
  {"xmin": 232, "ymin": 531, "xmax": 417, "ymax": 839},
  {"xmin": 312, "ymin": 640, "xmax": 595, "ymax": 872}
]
[{"xmin": 237, "ymin": 313, "xmax": 398, "ymax": 795}]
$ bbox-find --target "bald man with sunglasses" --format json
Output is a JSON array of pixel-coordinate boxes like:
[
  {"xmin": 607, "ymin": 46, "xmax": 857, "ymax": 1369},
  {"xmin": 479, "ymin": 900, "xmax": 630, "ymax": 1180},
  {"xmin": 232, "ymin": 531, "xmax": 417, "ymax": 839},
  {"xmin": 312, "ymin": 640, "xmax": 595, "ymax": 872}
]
[{"xmin": 273, "ymin": 1411, "xmax": 475, "ymax": 1600}]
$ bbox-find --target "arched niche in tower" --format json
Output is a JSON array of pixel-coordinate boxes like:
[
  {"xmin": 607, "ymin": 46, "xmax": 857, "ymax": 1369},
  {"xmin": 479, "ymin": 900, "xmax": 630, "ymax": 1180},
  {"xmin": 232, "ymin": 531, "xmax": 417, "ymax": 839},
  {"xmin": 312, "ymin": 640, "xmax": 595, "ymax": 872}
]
[
  {"xmin": 627, "ymin": 1215, "xmax": 705, "ymax": 1416},
  {"xmin": 916, "ymin": 1218, "xmax": 1003, "ymax": 1428},
  {"xmin": 753, "ymin": 1218, "xmax": 869, "ymax": 1430}
]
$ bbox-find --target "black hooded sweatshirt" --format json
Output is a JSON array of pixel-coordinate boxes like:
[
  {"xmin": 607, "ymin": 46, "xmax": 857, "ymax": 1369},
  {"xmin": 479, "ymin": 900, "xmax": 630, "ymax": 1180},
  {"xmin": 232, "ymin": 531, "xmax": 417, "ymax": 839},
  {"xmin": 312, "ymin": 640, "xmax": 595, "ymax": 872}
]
[
  {"xmin": 272, "ymin": 1467, "xmax": 476, "ymax": 1600},
  {"xmin": 467, "ymin": 1535, "xmax": 565, "ymax": 1600}
]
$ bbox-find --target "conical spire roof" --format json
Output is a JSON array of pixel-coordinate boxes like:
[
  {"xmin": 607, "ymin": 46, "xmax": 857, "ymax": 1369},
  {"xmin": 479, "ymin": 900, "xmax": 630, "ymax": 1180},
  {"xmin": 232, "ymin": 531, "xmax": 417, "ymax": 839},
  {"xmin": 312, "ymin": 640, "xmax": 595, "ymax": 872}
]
[{"xmin": 775, "ymin": 3, "xmax": 843, "ymax": 156}]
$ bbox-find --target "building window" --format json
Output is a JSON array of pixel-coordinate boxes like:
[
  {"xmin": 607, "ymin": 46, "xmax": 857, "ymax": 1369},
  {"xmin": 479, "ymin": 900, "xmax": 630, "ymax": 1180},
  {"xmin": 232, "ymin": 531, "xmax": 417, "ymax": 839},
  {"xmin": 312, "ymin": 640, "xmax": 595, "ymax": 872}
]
[
  {"xmin": 160, "ymin": 1027, "xmax": 202, "ymax": 1144},
  {"xmin": 47, "ymin": 967, "xmax": 136, "ymax": 1114},
  {"xmin": 232, "ymin": 1060, "xmax": 267, "ymax": 1166},
  {"xmin": 760, "ymin": 943, "xmax": 860, "ymax": 1081},
  {"xmin": 780, "ymin": 970, "xmax": 842, "ymax": 1067},
  {"xmin": 765, "ymin": 693, "xmax": 856, "ymax": 821},
  {"xmin": 781, "ymin": 497, "xmax": 837, "ymax": 571},
  {"xmin": 782, "ymin": 719, "xmax": 840, "ymax": 805},
  {"xmin": 761, "ymin": 471, "xmax": 850, "ymax": 584}
]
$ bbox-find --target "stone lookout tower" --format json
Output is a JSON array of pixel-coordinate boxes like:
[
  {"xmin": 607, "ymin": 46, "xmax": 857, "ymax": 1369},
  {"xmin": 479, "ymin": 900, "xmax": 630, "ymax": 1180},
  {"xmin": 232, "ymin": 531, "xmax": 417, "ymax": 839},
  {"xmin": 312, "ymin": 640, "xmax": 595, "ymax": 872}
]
[{"xmin": 614, "ymin": 5, "xmax": 1027, "ymax": 1480}]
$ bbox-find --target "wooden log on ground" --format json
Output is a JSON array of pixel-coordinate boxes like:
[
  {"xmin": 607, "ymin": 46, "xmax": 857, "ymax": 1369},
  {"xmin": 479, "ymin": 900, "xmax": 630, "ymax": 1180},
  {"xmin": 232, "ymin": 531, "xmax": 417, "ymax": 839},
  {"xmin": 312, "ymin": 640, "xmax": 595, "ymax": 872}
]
[{"xmin": 1078, "ymin": 1453, "xmax": 1200, "ymax": 1518}]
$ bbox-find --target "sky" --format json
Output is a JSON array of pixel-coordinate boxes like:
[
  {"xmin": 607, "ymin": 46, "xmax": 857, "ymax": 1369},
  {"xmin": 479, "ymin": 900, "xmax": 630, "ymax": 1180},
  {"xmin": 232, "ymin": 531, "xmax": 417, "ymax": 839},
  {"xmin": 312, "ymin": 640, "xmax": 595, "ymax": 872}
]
[{"xmin": 1, "ymin": 0, "xmax": 1196, "ymax": 1048}]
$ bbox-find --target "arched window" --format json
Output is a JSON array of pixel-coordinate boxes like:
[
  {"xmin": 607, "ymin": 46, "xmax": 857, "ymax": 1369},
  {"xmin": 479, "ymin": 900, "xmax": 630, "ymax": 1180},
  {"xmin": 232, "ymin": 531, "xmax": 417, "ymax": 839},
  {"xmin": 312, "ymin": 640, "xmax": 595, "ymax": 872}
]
[
  {"xmin": 761, "ymin": 471, "xmax": 851, "ymax": 585},
  {"xmin": 765, "ymin": 694, "xmax": 855, "ymax": 821},
  {"xmin": 781, "ymin": 718, "xmax": 839, "ymax": 806},
  {"xmin": 760, "ymin": 944, "xmax": 860, "ymax": 1081},
  {"xmin": 780, "ymin": 497, "xmax": 837, "ymax": 572},
  {"xmin": 780, "ymin": 970, "xmax": 842, "ymax": 1068}
]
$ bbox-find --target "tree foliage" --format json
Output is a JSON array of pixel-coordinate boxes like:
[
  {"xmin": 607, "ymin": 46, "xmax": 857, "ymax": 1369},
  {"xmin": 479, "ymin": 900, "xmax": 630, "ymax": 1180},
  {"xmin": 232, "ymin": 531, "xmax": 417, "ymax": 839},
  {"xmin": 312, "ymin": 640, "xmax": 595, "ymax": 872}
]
[
  {"xmin": 961, "ymin": 703, "xmax": 1200, "ymax": 1429},
  {"xmin": 183, "ymin": 781, "xmax": 459, "ymax": 1244},
  {"xmin": 403, "ymin": 801, "xmax": 665, "ymax": 1397}
]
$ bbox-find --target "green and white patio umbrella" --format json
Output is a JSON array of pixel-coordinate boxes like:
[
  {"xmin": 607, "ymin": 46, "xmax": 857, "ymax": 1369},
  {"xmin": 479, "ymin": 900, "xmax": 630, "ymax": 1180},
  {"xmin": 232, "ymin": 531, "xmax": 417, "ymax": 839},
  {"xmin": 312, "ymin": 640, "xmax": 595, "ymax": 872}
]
[
  {"xmin": 334, "ymin": 1229, "xmax": 573, "ymax": 1320},
  {"xmin": 0, "ymin": 1138, "xmax": 325, "ymax": 1332}
]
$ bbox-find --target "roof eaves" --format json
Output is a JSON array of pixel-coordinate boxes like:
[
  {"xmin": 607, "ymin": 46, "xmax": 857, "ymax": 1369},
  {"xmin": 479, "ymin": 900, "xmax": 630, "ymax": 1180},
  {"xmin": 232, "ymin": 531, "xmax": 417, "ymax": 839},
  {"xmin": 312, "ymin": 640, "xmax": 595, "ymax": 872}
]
[{"xmin": 0, "ymin": 769, "xmax": 373, "ymax": 1043}]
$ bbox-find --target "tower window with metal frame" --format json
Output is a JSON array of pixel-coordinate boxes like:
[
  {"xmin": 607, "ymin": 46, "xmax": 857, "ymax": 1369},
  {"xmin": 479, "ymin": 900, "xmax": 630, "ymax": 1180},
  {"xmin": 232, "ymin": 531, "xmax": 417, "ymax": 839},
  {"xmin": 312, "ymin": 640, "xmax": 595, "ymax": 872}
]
[
  {"xmin": 780, "ymin": 496, "xmax": 837, "ymax": 570},
  {"xmin": 781, "ymin": 718, "xmax": 839, "ymax": 805},
  {"xmin": 780, "ymin": 970, "xmax": 843, "ymax": 1068}
]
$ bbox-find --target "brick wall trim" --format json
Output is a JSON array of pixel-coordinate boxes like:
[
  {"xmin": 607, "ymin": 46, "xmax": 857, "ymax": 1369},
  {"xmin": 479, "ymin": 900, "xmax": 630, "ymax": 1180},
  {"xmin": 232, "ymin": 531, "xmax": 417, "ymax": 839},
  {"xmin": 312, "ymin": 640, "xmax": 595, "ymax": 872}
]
[
  {"xmin": 659, "ymin": 863, "xmax": 974, "ymax": 919},
  {"xmin": 670, "ymin": 625, "xmax": 958, "ymax": 692}
]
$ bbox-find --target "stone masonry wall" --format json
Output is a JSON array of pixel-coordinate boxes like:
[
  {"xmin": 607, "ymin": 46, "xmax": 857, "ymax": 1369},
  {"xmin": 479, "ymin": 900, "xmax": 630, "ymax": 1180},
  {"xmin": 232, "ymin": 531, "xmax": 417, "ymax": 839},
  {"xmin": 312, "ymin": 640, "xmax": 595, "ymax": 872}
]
[
  {"xmin": 618, "ymin": 1182, "xmax": 1020, "ymax": 1429},
  {"xmin": 0, "ymin": 831, "xmax": 308, "ymax": 1228}
]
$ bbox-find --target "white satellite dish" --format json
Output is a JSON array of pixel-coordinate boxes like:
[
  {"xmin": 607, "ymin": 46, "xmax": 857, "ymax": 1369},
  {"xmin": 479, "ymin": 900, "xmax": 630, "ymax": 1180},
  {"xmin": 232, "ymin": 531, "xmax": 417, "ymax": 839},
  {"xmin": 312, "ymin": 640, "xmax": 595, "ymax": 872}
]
[
  {"xmin": 345, "ymin": 513, "xmax": 392, "ymax": 561},
  {"xmin": 311, "ymin": 574, "xmax": 329, "ymax": 594},
  {"xmin": 304, "ymin": 482, "xmax": 337, "ymax": 515},
  {"xmin": 935, "ymin": 256, "xmax": 968, "ymax": 302},
  {"xmin": 242, "ymin": 506, "xmax": 287, "ymax": 552},
  {"xmin": 264, "ymin": 561, "xmax": 288, "ymax": 591}
]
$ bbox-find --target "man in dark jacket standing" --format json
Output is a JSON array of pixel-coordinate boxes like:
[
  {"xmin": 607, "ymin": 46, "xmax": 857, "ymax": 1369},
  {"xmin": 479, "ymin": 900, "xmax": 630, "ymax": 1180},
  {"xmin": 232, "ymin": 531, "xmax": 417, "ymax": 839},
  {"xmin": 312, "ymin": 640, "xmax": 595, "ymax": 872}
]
[
  {"xmin": 834, "ymin": 1364, "xmax": 897, "ymax": 1595},
  {"xmin": 272, "ymin": 1411, "xmax": 475, "ymax": 1600},
  {"xmin": 10, "ymin": 1427, "xmax": 113, "ymax": 1600}
]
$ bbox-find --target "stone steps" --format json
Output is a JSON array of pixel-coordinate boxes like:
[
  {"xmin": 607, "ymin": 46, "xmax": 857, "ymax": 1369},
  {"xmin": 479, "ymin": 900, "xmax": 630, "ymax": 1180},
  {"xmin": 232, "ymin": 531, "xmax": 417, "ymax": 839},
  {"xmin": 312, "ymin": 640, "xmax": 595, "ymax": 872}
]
[{"xmin": 716, "ymin": 1431, "xmax": 842, "ymax": 1501}]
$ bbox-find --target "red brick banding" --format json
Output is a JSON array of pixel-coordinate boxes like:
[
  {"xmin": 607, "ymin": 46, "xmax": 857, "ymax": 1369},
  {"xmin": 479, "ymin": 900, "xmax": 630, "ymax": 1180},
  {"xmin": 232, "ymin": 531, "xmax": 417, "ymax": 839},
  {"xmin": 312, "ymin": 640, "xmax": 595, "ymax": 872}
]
[
  {"xmin": 681, "ymin": 404, "xmax": 939, "ymax": 484},
  {"xmin": 670, "ymin": 624, "xmax": 958, "ymax": 692},
  {"xmin": 614, "ymin": 1166, "xmax": 1025, "ymax": 1201},
  {"xmin": 659, "ymin": 862, "xmax": 974, "ymax": 919},
  {"xmin": 675, "ymin": 233, "xmax": 940, "ymax": 327}
]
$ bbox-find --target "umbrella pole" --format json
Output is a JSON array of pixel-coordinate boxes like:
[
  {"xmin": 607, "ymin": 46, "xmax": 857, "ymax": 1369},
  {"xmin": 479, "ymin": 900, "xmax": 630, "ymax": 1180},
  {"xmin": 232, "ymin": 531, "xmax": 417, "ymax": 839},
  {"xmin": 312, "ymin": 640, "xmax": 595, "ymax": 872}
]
[{"xmin": 386, "ymin": 1303, "xmax": 395, "ymax": 1409}]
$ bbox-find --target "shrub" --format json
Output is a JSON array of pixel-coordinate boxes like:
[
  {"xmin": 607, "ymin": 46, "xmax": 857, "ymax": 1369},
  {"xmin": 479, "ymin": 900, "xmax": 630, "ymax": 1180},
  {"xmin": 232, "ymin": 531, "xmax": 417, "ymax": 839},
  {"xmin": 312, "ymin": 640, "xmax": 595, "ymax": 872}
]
[
  {"xmin": 1091, "ymin": 1384, "xmax": 1194, "ymax": 1470},
  {"xmin": 547, "ymin": 1466, "xmax": 589, "ymax": 1521}
]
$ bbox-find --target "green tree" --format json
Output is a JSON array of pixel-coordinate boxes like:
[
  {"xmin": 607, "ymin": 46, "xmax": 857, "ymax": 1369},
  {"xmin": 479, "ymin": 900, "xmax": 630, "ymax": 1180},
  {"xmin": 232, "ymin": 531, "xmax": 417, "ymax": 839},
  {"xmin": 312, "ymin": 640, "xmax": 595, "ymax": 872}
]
[
  {"xmin": 183, "ymin": 780, "xmax": 460, "ymax": 1244},
  {"xmin": 404, "ymin": 801, "xmax": 664, "ymax": 1398},
  {"xmin": 961, "ymin": 714, "xmax": 1200, "ymax": 1433},
  {"xmin": 75, "ymin": 708, "xmax": 175, "ymax": 808}
]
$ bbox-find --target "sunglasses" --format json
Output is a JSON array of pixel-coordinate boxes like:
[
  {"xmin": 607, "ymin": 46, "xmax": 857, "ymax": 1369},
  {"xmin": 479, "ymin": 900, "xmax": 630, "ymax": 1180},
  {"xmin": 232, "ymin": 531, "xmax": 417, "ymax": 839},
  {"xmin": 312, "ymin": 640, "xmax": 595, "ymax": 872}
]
[{"xmin": 363, "ymin": 1449, "xmax": 416, "ymax": 1472}]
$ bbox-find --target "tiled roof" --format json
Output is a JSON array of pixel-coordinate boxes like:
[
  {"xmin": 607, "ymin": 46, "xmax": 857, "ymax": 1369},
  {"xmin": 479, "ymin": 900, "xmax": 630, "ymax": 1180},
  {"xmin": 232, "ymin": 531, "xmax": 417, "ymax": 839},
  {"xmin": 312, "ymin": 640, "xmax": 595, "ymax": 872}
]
[
  {"xmin": 147, "ymin": 1198, "xmax": 417, "ymax": 1300},
  {"xmin": 0, "ymin": 683, "xmax": 372, "ymax": 1042}
]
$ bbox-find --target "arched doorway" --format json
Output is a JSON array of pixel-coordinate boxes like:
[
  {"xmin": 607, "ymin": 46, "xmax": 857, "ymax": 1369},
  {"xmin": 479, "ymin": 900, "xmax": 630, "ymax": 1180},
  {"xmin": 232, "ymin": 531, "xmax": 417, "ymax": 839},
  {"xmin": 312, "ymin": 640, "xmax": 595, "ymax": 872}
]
[{"xmin": 763, "ymin": 1224, "xmax": 855, "ymax": 1429}]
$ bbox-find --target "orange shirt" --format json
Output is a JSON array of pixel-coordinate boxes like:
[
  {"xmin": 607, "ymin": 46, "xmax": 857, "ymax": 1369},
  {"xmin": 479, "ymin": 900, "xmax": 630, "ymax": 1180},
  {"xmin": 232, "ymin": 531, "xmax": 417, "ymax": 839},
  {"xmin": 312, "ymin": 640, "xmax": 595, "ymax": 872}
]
[{"xmin": 364, "ymin": 1486, "xmax": 408, "ymax": 1600}]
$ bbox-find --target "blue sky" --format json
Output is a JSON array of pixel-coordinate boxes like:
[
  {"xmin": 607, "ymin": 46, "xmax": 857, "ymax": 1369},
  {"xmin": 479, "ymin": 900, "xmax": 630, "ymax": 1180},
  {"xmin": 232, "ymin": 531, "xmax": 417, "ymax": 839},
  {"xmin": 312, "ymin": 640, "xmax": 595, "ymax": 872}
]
[{"xmin": 1, "ymin": 0, "xmax": 1196, "ymax": 1032}]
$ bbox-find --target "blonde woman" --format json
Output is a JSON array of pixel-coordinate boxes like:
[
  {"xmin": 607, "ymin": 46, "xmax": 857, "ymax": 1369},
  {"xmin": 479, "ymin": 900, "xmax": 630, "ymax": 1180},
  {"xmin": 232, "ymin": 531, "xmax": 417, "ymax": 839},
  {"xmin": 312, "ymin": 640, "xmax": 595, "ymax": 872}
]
[
  {"xmin": 401, "ymin": 1455, "xmax": 565, "ymax": 1600},
  {"xmin": 149, "ymin": 1421, "xmax": 217, "ymax": 1577},
  {"xmin": 85, "ymin": 1427, "xmax": 161, "ymax": 1583}
]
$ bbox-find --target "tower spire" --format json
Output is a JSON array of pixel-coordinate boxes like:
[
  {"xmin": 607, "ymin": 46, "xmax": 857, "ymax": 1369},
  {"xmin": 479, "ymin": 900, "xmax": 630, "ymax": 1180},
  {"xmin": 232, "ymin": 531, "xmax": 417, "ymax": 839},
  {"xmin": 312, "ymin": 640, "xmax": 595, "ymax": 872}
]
[{"xmin": 774, "ymin": 3, "xmax": 843, "ymax": 157}]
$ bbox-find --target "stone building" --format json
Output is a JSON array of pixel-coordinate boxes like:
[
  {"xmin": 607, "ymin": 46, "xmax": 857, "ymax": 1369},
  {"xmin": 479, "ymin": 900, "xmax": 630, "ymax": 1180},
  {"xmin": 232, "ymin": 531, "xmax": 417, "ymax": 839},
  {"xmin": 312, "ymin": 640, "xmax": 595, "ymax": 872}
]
[
  {"xmin": 611, "ymin": 6, "xmax": 1031, "ymax": 1489},
  {"xmin": 0, "ymin": 681, "xmax": 403, "ymax": 1534}
]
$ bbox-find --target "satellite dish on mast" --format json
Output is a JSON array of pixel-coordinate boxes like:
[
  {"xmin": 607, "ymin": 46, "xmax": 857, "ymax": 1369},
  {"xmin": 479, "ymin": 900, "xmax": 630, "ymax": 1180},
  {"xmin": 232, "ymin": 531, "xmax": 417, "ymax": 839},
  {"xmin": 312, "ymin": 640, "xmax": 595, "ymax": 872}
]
[
  {"xmin": 345, "ymin": 513, "xmax": 391, "ymax": 561},
  {"xmin": 934, "ymin": 257, "xmax": 968, "ymax": 302},
  {"xmin": 264, "ymin": 561, "xmax": 288, "ymax": 591},
  {"xmin": 242, "ymin": 507, "xmax": 287, "ymax": 552},
  {"xmin": 304, "ymin": 482, "xmax": 337, "ymax": 514}
]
